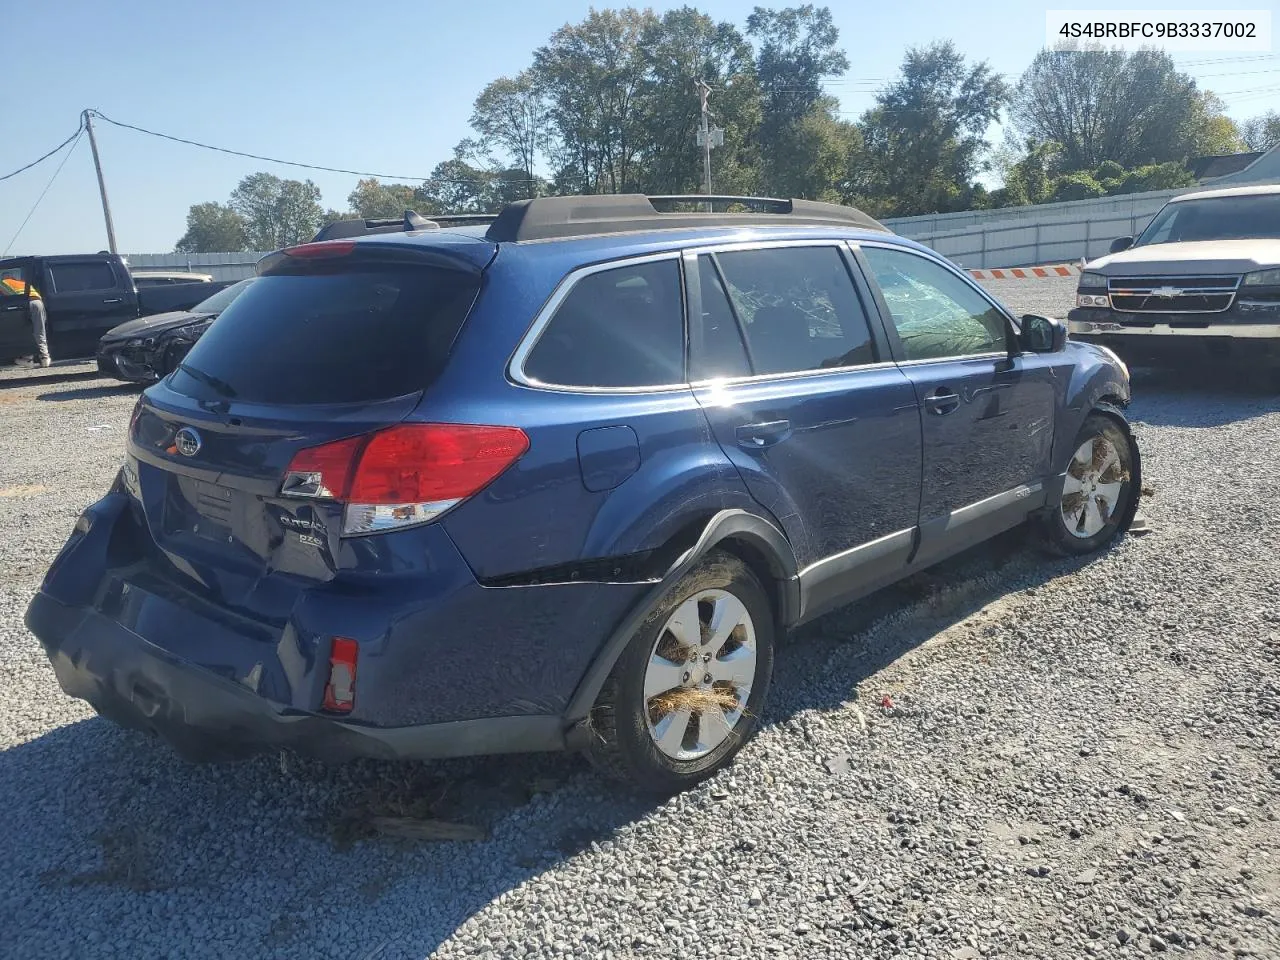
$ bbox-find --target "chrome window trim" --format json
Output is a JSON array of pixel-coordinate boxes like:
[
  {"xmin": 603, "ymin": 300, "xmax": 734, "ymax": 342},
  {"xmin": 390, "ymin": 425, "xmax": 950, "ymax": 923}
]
[
  {"xmin": 894, "ymin": 352, "xmax": 1008, "ymax": 368},
  {"xmin": 686, "ymin": 236, "xmax": 865, "ymax": 256},
  {"xmin": 852, "ymin": 239, "xmax": 1021, "ymax": 363},
  {"xmin": 688, "ymin": 359, "xmax": 900, "ymax": 389},
  {"xmin": 507, "ymin": 251, "xmax": 689, "ymax": 395}
]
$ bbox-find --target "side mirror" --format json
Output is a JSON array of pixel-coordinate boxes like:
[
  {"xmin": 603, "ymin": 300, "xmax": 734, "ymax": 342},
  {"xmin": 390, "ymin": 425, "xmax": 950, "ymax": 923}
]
[
  {"xmin": 1109, "ymin": 236, "xmax": 1134, "ymax": 254},
  {"xmin": 1021, "ymin": 314, "xmax": 1067, "ymax": 354}
]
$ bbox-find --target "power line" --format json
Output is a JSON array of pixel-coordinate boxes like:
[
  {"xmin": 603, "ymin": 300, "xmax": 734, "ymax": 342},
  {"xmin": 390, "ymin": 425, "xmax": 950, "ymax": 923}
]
[
  {"xmin": 0, "ymin": 122, "xmax": 84, "ymax": 182},
  {"xmin": 3, "ymin": 127, "xmax": 84, "ymax": 256},
  {"xmin": 86, "ymin": 109, "xmax": 539, "ymax": 185}
]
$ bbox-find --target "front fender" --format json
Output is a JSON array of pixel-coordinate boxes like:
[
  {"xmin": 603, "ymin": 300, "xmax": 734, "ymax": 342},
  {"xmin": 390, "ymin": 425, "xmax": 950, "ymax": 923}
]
[{"xmin": 1054, "ymin": 341, "xmax": 1132, "ymax": 471}]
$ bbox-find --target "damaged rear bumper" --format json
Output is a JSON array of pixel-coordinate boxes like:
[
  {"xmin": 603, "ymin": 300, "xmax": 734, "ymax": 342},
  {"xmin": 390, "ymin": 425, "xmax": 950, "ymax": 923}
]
[{"xmin": 26, "ymin": 589, "xmax": 565, "ymax": 763}]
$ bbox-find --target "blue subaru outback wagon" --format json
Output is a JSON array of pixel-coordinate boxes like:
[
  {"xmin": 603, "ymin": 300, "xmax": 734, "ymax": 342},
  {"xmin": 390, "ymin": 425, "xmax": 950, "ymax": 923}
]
[{"xmin": 27, "ymin": 195, "xmax": 1140, "ymax": 792}]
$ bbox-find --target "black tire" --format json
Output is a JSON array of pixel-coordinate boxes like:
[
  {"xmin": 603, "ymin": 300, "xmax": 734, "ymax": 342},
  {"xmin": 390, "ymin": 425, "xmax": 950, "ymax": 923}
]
[
  {"xmin": 1040, "ymin": 410, "xmax": 1139, "ymax": 556},
  {"xmin": 585, "ymin": 551, "xmax": 775, "ymax": 793}
]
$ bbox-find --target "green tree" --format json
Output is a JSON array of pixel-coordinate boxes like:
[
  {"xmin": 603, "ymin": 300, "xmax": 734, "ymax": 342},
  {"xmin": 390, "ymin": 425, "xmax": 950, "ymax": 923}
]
[
  {"xmin": 1185, "ymin": 92, "xmax": 1244, "ymax": 157},
  {"xmin": 414, "ymin": 146, "xmax": 539, "ymax": 213},
  {"xmin": 747, "ymin": 5, "xmax": 847, "ymax": 127},
  {"xmin": 174, "ymin": 201, "xmax": 247, "ymax": 253},
  {"xmin": 1112, "ymin": 161, "xmax": 1195, "ymax": 194},
  {"xmin": 1241, "ymin": 110, "xmax": 1280, "ymax": 152},
  {"xmin": 771, "ymin": 107, "xmax": 861, "ymax": 201},
  {"xmin": 858, "ymin": 41, "xmax": 1008, "ymax": 216},
  {"xmin": 470, "ymin": 71, "xmax": 548, "ymax": 198},
  {"xmin": 533, "ymin": 8, "xmax": 657, "ymax": 194},
  {"xmin": 1011, "ymin": 47, "xmax": 1225, "ymax": 171},
  {"xmin": 746, "ymin": 5, "xmax": 850, "ymax": 196},
  {"xmin": 346, "ymin": 178, "xmax": 421, "ymax": 218},
  {"xmin": 635, "ymin": 6, "xmax": 762, "ymax": 195},
  {"xmin": 228, "ymin": 173, "xmax": 325, "ymax": 249},
  {"xmin": 991, "ymin": 141, "xmax": 1061, "ymax": 207},
  {"xmin": 1049, "ymin": 172, "xmax": 1105, "ymax": 203}
]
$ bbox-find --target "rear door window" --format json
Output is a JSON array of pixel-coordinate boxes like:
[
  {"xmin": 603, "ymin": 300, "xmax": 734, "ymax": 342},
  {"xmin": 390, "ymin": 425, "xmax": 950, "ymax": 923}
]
[
  {"xmin": 522, "ymin": 258, "xmax": 685, "ymax": 388},
  {"xmin": 47, "ymin": 260, "xmax": 118, "ymax": 293},
  {"xmin": 711, "ymin": 246, "xmax": 878, "ymax": 376},
  {"xmin": 169, "ymin": 264, "xmax": 479, "ymax": 404}
]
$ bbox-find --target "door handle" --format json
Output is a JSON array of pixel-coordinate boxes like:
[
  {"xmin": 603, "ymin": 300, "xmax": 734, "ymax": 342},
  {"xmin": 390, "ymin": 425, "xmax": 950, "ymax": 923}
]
[
  {"xmin": 103, "ymin": 298, "xmax": 123, "ymax": 304},
  {"xmin": 735, "ymin": 420, "xmax": 791, "ymax": 449},
  {"xmin": 1, "ymin": 304, "xmax": 20, "ymax": 312},
  {"xmin": 925, "ymin": 388, "xmax": 961, "ymax": 416}
]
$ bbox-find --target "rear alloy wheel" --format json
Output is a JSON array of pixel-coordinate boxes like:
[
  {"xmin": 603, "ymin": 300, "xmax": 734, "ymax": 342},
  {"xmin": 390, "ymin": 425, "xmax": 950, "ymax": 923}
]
[
  {"xmin": 1042, "ymin": 413, "xmax": 1137, "ymax": 555},
  {"xmin": 586, "ymin": 552, "xmax": 774, "ymax": 792}
]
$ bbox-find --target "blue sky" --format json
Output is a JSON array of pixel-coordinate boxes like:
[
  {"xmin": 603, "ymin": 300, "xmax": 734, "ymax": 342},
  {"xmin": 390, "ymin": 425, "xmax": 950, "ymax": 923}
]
[{"xmin": 3, "ymin": 0, "xmax": 1276, "ymax": 255}]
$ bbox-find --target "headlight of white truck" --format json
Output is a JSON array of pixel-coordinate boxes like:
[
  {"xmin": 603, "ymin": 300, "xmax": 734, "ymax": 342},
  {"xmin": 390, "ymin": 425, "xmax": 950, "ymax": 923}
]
[
  {"xmin": 1076, "ymin": 272, "xmax": 1110, "ymax": 308},
  {"xmin": 1242, "ymin": 268, "xmax": 1280, "ymax": 286}
]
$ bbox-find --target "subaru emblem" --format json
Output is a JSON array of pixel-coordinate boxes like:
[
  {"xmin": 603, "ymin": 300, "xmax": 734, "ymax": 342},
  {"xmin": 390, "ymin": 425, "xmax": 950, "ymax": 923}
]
[{"xmin": 174, "ymin": 427, "xmax": 202, "ymax": 457}]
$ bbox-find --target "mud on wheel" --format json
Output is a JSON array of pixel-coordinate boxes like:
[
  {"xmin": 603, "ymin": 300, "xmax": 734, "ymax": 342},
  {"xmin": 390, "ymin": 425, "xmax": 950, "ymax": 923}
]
[
  {"xmin": 1042, "ymin": 411, "xmax": 1139, "ymax": 555},
  {"xmin": 585, "ymin": 551, "xmax": 775, "ymax": 793}
]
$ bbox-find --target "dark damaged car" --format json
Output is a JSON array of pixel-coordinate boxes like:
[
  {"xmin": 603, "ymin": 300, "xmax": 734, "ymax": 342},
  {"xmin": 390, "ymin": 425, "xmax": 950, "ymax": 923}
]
[
  {"xmin": 26, "ymin": 196, "xmax": 1141, "ymax": 793},
  {"xmin": 97, "ymin": 279, "xmax": 255, "ymax": 383}
]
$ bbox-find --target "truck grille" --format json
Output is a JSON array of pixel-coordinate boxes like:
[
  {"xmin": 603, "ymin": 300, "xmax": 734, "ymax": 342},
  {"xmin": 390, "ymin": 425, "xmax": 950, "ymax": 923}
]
[{"xmin": 1107, "ymin": 275, "xmax": 1240, "ymax": 314}]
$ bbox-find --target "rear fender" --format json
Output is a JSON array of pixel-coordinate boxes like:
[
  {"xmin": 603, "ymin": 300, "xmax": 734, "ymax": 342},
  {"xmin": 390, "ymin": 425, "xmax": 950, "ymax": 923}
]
[{"xmin": 562, "ymin": 508, "xmax": 798, "ymax": 728}]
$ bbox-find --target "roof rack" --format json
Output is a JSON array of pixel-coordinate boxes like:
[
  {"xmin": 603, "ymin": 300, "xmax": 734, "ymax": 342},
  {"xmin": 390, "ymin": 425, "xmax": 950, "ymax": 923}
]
[
  {"xmin": 483, "ymin": 194, "xmax": 888, "ymax": 242},
  {"xmin": 311, "ymin": 195, "xmax": 888, "ymax": 244}
]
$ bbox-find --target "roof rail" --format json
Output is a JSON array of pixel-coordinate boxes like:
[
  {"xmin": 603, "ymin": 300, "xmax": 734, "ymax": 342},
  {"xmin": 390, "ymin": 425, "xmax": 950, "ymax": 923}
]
[{"xmin": 483, "ymin": 194, "xmax": 888, "ymax": 242}]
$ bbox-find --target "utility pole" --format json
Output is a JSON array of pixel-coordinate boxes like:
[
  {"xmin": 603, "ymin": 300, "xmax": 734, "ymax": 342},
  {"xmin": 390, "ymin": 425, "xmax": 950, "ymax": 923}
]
[
  {"xmin": 82, "ymin": 110, "xmax": 118, "ymax": 254},
  {"xmin": 695, "ymin": 80, "xmax": 713, "ymax": 209},
  {"xmin": 694, "ymin": 81, "xmax": 725, "ymax": 213}
]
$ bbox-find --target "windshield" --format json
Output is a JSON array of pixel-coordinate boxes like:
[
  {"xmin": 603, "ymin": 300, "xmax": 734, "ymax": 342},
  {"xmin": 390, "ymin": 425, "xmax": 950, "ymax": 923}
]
[
  {"xmin": 1135, "ymin": 195, "xmax": 1280, "ymax": 246},
  {"xmin": 192, "ymin": 278, "xmax": 254, "ymax": 314}
]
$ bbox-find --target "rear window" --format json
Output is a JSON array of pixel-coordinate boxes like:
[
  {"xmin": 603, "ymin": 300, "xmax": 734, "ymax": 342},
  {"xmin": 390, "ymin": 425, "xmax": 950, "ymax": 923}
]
[
  {"xmin": 522, "ymin": 258, "xmax": 685, "ymax": 388},
  {"xmin": 169, "ymin": 265, "xmax": 479, "ymax": 404}
]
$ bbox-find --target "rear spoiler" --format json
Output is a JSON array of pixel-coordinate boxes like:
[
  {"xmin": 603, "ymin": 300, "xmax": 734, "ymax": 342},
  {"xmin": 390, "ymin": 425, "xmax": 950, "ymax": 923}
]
[{"xmin": 312, "ymin": 210, "xmax": 500, "ymax": 241}]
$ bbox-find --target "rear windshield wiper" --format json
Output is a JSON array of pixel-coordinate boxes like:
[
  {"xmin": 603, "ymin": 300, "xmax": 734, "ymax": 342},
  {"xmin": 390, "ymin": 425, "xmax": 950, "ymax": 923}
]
[{"xmin": 177, "ymin": 362, "xmax": 237, "ymax": 398}]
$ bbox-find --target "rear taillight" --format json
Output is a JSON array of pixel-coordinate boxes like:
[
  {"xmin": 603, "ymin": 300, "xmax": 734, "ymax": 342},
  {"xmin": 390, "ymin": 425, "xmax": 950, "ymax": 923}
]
[
  {"xmin": 322, "ymin": 637, "xmax": 358, "ymax": 713},
  {"xmin": 282, "ymin": 423, "xmax": 529, "ymax": 536}
]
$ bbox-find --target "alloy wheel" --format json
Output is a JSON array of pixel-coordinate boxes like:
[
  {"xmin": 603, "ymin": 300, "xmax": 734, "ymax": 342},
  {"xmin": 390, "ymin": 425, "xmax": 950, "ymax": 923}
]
[
  {"xmin": 1061, "ymin": 435, "xmax": 1127, "ymax": 539},
  {"xmin": 642, "ymin": 588, "xmax": 757, "ymax": 761}
]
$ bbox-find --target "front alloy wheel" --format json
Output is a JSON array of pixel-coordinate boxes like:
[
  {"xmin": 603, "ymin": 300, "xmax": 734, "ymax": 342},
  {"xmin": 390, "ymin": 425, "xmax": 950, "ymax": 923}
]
[
  {"xmin": 1061, "ymin": 434, "xmax": 1126, "ymax": 538},
  {"xmin": 1043, "ymin": 411, "xmax": 1138, "ymax": 555}
]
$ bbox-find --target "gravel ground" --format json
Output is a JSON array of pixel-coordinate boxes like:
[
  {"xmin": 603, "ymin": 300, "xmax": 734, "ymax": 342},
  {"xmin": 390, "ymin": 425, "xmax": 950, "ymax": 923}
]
[{"xmin": 1, "ymin": 279, "xmax": 1278, "ymax": 959}]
